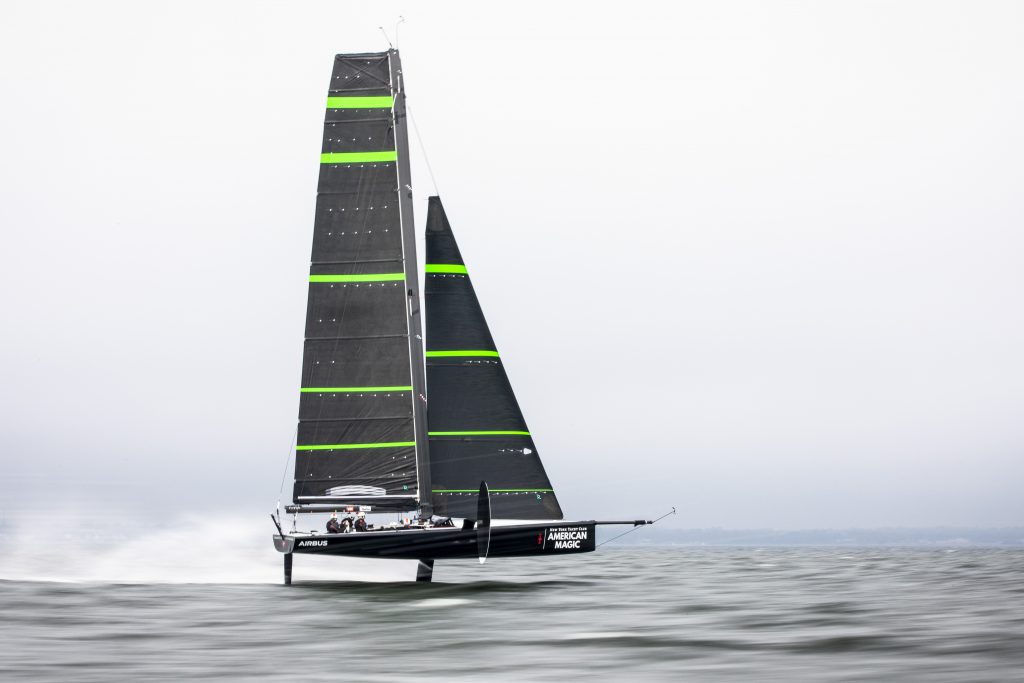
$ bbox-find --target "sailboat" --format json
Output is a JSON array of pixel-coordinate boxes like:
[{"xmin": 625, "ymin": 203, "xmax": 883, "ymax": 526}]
[{"xmin": 271, "ymin": 50, "xmax": 650, "ymax": 583}]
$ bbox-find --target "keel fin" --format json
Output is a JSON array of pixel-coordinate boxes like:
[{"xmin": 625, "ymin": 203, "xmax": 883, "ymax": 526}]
[
  {"xmin": 416, "ymin": 559, "xmax": 434, "ymax": 582},
  {"xmin": 477, "ymin": 481, "xmax": 492, "ymax": 564}
]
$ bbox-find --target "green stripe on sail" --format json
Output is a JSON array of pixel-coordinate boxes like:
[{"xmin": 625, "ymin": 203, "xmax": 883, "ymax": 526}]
[
  {"xmin": 425, "ymin": 264, "xmax": 468, "ymax": 274},
  {"xmin": 297, "ymin": 442, "xmax": 415, "ymax": 451},
  {"xmin": 320, "ymin": 151, "xmax": 397, "ymax": 164},
  {"xmin": 309, "ymin": 273, "xmax": 405, "ymax": 283},
  {"xmin": 425, "ymin": 350, "xmax": 499, "ymax": 358},
  {"xmin": 326, "ymin": 96, "xmax": 393, "ymax": 109},
  {"xmin": 429, "ymin": 431, "xmax": 530, "ymax": 436},
  {"xmin": 432, "ymin": 488, "xmax": 554, "ymax": 493},
  {"xmin": 301, "ymin": 386, "xmax": 412, "ymax": 393}
]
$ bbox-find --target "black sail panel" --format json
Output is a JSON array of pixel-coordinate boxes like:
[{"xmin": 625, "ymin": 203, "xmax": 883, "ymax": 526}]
[
  {"xmin": 425, "ymin": 197, "xmax": 563, "ymax": 520},
  {"xmin": 292, "ymin": 51, "xmax": 428, "ymax": 512}
]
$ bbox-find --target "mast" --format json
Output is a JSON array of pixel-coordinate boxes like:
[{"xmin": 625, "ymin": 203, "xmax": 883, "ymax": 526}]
[
  {"xmin": 290, "ymin": 51, "xmax": 428, "ymax": 514},
  {"xmin": 388, "ymin": 50, "xmax": 432, "ymax": 518}
]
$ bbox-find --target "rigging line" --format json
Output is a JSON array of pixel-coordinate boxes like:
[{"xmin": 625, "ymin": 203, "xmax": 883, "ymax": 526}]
[
  {"xmin": 597, "ymin": 507, "xmax": 676, "ymax": 548},
  {"xmin": 378, "ymin": 26, "xmax": 394, "ymax": 50},
  {"xmin": 407, "ymin": 103, "xmax": 440, "ymax": 197},
  {"xmin": 278, "ymin": 424, "xmax": 299, "ymax": 497}
]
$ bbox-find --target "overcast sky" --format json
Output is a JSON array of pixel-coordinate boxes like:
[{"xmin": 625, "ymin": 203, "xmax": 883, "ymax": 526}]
[{"xmin": 1, "ymin": 1, "xmax": 1022, "ymax": 528}]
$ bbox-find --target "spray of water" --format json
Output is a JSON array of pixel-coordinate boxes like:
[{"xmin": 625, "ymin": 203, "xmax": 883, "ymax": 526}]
[{"xmin": 0, "ymin": 514, "xmax": 417, "ymax": 584}]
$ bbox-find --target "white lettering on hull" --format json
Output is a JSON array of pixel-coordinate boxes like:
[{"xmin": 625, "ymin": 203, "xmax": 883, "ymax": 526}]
[{"xmin": 543, "ymin": 526, "xmax": 590, "ymax": 551}]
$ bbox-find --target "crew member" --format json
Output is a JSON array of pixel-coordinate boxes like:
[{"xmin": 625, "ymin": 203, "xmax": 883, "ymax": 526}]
[
  {"xmin": 354, "ymin": 512, "xmax": 368, "ymax": 532},
  {"xmin": 326, "ymin": 511, "xmax": 342, "ymax": 534}
]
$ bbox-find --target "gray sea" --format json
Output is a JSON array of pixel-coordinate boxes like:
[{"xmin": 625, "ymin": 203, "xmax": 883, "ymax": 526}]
[{"xmin": 1, "ymin": 542, "xmax": 1023, "ymax": 681}]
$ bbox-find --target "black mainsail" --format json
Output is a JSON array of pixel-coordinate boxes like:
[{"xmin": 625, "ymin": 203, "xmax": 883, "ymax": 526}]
[
  {"xmin": 293, "ymin": 50, "xmax": 430, "ymax": 513},
  {"xmin": 424, "ymin": 197, "xmax": 563, "ymax": 520}
]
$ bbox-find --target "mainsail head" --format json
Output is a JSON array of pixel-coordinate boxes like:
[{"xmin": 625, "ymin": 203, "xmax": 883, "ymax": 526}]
[
  {"xmin": 292, "ymin": 51, "xmax": 429, "ymax": 513},
  {"xmin": 424, "ymin": 197, "xmax": 564, "ymax": 520}
]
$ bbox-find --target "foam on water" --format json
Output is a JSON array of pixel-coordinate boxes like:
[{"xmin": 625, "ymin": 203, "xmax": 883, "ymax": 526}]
[
  {"xmin": 0, "ymin": 514, "xmax": 416, "ymax": 584},
  {"xmin": 556, "ymin": 631, "xmax": 635, "ymax": 640},
  {"xmin": 408, "ymin": 598, "xmax": 476, "ymax": 608}
]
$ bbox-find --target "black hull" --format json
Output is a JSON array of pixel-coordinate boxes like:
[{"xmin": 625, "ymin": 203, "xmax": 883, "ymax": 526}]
[{"xmin": 273, "ymin": 521, "xmax": 596, "ymax": 560}]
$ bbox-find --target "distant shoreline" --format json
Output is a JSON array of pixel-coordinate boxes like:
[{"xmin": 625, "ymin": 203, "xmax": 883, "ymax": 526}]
[{"xmin": 598, "ymin": 527, "xmax": 1024, "ymax": 547}]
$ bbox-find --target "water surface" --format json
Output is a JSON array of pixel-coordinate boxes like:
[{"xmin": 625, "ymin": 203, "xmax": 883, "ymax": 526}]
[{"xmin": 2, "ymin": 547, "xmax": 1022, "ymax": 681}]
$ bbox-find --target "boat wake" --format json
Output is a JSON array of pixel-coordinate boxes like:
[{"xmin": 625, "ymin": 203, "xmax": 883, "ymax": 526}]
[{"xmin": 0, "ymin": 514, "xmax": 417, "ymax": 584}]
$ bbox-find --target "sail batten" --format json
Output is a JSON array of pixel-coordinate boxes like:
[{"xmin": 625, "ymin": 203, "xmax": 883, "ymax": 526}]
[
  {"xmin": 325, "ymin": 96, "xmax": 394, "ymax": 108},
  {"xmin": 425, "ymin": 350, "xmax": 500, "ymax": 358},
  {"xmin": 429, "ymin": 431, "xmax": 532, "ymax": 437},
  {"xmin": 424, "ymin": 197, "xmax": 563, "ymax": 520},
  {"xmin": 292, "ymin": 51, "xmax": 427, "ymax": 512},
  {"xmin": 320, "ymin": 151, "xmax": 398, "ymax": 164},
  {"xmin": 300, "ymin": 386, "xmax": 413, "ymax": 393}
]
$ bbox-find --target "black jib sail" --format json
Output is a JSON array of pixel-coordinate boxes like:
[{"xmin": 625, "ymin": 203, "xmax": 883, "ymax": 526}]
[
  {"xmin": 424, "ymin": 197, "xmax": 563, "ymax": 520},
  {"xmin": 293, "ymin": 51, "xmax": 430, "ymax": 513}
]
